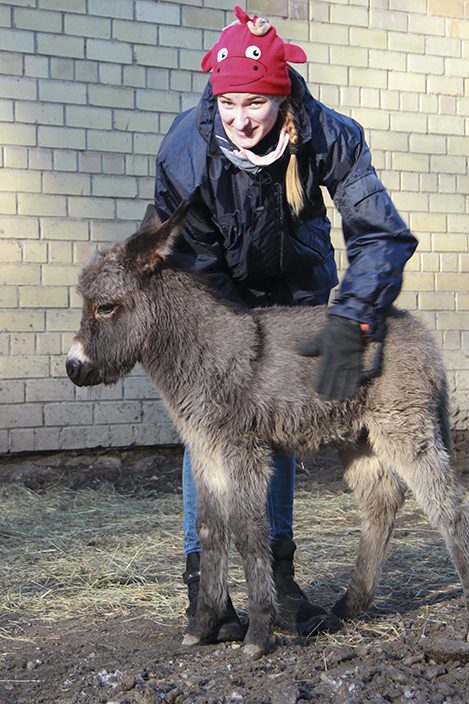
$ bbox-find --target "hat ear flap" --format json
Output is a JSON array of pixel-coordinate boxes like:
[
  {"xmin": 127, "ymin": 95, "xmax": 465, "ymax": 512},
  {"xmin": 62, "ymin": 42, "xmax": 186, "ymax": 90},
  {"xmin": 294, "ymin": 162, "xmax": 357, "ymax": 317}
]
[
  {"xmin": 201, "ymin": 50, "xmax": 213, "ymax": 72},
  {"xmin": 284, "ymin": 43, "xmax": 307, "ymax": 64}
]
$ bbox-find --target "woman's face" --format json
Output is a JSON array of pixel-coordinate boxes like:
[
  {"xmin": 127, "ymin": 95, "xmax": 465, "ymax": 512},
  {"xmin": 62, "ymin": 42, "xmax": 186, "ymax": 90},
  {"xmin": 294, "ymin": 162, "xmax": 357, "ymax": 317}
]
[{"xmin": 217, "ymin": 93, "xmax": 283, "ymax": 150}]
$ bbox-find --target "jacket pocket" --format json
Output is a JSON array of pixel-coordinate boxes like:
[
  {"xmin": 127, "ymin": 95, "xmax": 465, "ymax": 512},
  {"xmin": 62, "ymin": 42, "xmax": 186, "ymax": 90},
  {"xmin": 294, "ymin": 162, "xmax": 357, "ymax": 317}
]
[
  {"xmin": 286, "ymin": 217, "xmax": 334, "ymax": 266},
  {"xmin": 345, "ymin": 170, "xmax": 385, "ymax": 207}
]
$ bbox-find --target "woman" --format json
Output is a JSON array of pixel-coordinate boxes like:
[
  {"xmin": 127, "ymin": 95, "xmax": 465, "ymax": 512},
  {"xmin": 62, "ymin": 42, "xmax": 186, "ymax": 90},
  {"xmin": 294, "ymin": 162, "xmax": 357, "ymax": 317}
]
[{"xmin": 154, "ymin": 5, "xmax": 417, "ymax": 640}]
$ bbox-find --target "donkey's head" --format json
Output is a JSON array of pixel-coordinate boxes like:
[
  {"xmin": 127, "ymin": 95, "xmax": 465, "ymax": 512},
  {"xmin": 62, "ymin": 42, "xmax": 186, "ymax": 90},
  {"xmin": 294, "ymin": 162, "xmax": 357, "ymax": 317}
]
[{"xmin": 66, "ymin": 201, "xmax": 189, "ymax": 387}]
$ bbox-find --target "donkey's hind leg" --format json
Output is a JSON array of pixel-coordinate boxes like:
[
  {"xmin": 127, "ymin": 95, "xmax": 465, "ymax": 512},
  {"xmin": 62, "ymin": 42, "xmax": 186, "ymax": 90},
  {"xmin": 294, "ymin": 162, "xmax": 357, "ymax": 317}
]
[
  {"xmin": 183, "ymin": 445, "xmax": 231, "ymax": 646},
  {"xmin": 333, "ymin": 441, "xmax": 406, "ymax": 620},
  {"xmin": 390, "ymin": 445, "xmax": 469, "ymax": 639}
]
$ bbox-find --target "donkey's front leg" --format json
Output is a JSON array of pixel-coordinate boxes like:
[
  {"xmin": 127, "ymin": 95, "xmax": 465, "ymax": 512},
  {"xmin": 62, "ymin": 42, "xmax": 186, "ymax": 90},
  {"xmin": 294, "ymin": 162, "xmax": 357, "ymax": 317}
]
[
  {"xmin": 183, "ymin": 447, "xmax": 230, "ymax": 646},
  {"xmin": 230, "ymin": 446, "xmax": 276, "ymax": 657}
]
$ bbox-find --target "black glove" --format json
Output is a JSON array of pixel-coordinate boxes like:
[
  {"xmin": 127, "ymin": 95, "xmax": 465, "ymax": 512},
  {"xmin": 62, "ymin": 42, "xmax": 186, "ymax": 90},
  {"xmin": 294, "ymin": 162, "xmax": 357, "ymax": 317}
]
[{"xmin": 300, "ymin": 316, "xmax": 365, "ymax": 401}]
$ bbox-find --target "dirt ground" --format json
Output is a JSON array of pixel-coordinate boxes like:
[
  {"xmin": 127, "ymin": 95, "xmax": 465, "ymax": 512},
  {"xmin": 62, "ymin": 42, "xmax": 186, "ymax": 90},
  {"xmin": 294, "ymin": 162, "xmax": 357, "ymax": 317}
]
[{"xmin": 1, "ymin": 433, "xmax": 468, "ymax": 704}]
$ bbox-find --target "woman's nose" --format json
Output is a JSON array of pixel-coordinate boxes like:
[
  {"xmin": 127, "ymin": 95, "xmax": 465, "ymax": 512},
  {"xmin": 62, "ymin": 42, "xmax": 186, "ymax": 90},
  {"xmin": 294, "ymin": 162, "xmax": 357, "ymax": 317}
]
[{"xmin": 233, "ymin": 110, "xmax": 249, "ymax": 129}]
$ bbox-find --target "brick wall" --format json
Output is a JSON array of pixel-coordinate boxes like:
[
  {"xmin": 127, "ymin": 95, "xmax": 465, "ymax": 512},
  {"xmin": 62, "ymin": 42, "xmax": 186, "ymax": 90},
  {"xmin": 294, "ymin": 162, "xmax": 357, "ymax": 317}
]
[{"xmin": 0, "ymin": 0, "xmax": 468, "ymax": 453}]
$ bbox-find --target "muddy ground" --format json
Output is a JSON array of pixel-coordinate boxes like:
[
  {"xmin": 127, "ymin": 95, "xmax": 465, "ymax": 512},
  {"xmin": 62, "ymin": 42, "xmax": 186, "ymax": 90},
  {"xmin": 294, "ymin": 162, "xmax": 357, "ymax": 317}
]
[{"xmin": 1, "ymin": 433, "xmax": 468, "ymax": 704}]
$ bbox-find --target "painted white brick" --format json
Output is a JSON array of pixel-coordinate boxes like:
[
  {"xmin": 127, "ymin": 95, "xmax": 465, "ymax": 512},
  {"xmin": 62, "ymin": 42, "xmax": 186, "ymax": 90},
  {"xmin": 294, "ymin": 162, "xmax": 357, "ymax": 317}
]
[
  {"xmin": 44, "ymin": 402, "xmax": 93, "ymax": 426},
  {"xmin": 0, "ymin": 75, "xmax": 37, "ymax": 100},
  {"xmin": 43, "ymin": 172, "xmax": 91, "ymax": 196},
  {"xmin": 113, "ymin": 19, "xmax": 157, "ymax": 45},
  {"xmin": 68, "ymin": 196, "xmax": 115, "ymax": 219},
  {"xmin": 52, "ymin": 148, "xmax": 76, "ymax": 170},
  {"xmin": 65, "ymin": 105, "xmax": 111, "ymax": 130},
  {"xmin": 26, "ymin": 378, "xmax": 74, "ymax": 402},
  {"xmin": 0, "ymin": 168, "xmax": 41, "ymax": 192},
  {"xmin": 98, "ymin": 63, "xmax": 123, "ymax": 85},
  {"xmin": 0, "ymin": 98, "xmax": 14, "ymax": 121},
  {"xmin": 0, "ymin": 51, "xmax": 23, "ymax": 76},
  {"xmin": 0, "ymin": 286, "xmax": 18, "ymax": 307},
  {"xmin": 134, "ymin": 44, "xmax": 178, "ymax": 68},
  {"xmin": 90, "ymin": 219, "xmax": 136, "ymax": 242},
  {"xmin": 0, "ymin": 381, "xmax": 25, "ymax": 404},
  {"xmin": 113, "ymin": 109, "xmax": 158, "ymax": 132},
  {"xmin": 38, "ymin": 126, "xmax": 86, "ymax": 150},
  {"xmin": 0, "ymin": 6, "xmax": 12, "ymax": 26},
  {"xmin": 2, "ymin": 143, "xmax": 23, "ymax": 168},
  {"xmin": 136, "ymin": 2, "xmax": 180, "ymax": 25},
  {"xmin": 92, "ymin": 175, "xmax": 137, "ymax": 198},
  {"xmin": 16, "ymin": 101, "xmax": 64, "ymax": 126},
  {"xmin": 1, "ymin": 216, "xmax": 39, "ymax": 240},
  {"xmin": 0, "ymin": 404, "xmax": 43, "ymax": 428},
  {"xmin": 24, "ymin": 55, "xmax": 49, "ymax": 78},
  {"xmin": 64, "ymin": 14, "xmax": 111, "ymax": 39},
  {"xmin": 116, "ymin": 199, "xmax": 148, "ymax": 219},
  {"xmin": 39, "ymin": 79, "xmax": 87, "ymax": 104},
  {"xmin": 51, "ymin": 59, "xmax": 75, "ymax": 82},
  {"xmin": 86, "ymin": 38, "xmax": 133, "ymax": 64},
  {"xmin": 88, "ymin": 0, "xmax": 133, "ymax": 20},
  {"xmin": 0, "ymin": 27, "xmax": 34, "ymax": 53},
  {"xmin": 135, "ymin": 89, "xmax": 180, "ymax": 112},
  {"xmin": 37, "ymin": 33, "xmax": 85, "ymax": 59},
  {"xmin": 94, "ymin": 401, "xmax": 142, "ymax": 425},
  {"xmin": 40, "ymin": 0, "xmax": 86, "ymax": 11},
  {"xmin": 0, "ymin": 122, "xmax": 36, "ymax": 146},
  {"xmin": 75, "ymin": 60, "xmax": 98, "ymax": 83},
  {"xmin": 87, "ymin": 130, "xmax": 133, "ymax": 153},
  {"xmin": 15, "ymin": 8, "xmax": 62, "ymax": 33},
  {"xmin": 88, "ymin": 85, "xmax": 134, "ymax": 108}
]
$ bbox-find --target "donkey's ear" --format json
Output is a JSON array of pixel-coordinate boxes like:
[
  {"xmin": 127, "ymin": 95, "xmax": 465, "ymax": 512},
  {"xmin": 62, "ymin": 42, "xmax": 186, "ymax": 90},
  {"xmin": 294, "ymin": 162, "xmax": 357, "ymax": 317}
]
[
  {"xmin": 138, "ymin": 203, "xmax": 163, "ymax": 232},
  {"xmin": 126, "ymin": 201, "xmax": 189, "ymax": 271}
]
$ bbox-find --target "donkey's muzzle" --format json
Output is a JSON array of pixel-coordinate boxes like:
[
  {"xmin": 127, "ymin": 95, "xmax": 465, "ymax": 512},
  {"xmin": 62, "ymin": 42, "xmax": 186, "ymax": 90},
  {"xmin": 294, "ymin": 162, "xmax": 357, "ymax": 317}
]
[{"xmin": 66, "ymin": 357, "xmax": 102, "ymax": 387}]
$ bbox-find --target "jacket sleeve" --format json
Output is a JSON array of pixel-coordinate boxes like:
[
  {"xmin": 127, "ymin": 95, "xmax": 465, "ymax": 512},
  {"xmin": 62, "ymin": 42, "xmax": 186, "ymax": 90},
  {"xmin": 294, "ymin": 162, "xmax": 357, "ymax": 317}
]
[
  {"xmin": 317, "ymin": 111, "xmax": 418, "ymax": 337},
  {"xmin": 154, "ymin": 157, "xmax": 247, "ymax": 308}
]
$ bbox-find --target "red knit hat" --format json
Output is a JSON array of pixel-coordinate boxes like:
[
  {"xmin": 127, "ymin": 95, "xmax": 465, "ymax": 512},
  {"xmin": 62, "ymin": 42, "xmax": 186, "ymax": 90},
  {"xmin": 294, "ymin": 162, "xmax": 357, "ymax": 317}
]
[{"xmin": 201, "ymin": 5, "xmax": 307, "ymax": 96}]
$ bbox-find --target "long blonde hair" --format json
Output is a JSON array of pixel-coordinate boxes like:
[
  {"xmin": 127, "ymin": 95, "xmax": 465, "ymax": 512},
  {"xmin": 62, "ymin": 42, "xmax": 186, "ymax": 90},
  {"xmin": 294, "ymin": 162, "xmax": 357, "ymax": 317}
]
[{"xmin": 282, "ymin": 100, "xmax": 305, "ymax": 217}]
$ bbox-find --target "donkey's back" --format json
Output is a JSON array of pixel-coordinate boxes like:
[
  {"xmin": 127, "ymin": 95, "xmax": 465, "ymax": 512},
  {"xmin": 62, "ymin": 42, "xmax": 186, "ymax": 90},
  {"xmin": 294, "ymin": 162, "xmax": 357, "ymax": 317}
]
[{"xmin": 199, "ymin": 302, "xmax": 450, "ymax": 461}]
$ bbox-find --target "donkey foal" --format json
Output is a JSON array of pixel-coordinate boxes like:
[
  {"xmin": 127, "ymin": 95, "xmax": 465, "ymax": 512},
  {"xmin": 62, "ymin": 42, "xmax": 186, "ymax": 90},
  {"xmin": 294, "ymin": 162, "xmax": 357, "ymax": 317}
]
[{"xmin": 67, "ymin": 203, "xmax": 469, "ymax": 657}]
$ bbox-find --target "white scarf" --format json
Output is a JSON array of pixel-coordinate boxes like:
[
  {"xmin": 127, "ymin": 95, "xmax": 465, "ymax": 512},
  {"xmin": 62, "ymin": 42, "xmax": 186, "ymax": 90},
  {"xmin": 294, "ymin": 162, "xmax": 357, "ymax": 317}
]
[
  {"xmin": 234, "ymin": 129, "xmax": 290, "ymax": 167},
  {"xmin": 215, "ymin": 117, "xmax": 290, "ymax": 173}
]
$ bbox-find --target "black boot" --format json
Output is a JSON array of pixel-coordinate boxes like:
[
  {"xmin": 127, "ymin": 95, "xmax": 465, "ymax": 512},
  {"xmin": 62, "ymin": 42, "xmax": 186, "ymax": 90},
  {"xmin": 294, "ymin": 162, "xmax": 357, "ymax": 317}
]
[
  {"xmin": 272, "ymin": 538, "xmax": 341, "ymax": 636},
  {"xmin": 182, "ymin": 552, "xmax": 245, "ymax": 642}
]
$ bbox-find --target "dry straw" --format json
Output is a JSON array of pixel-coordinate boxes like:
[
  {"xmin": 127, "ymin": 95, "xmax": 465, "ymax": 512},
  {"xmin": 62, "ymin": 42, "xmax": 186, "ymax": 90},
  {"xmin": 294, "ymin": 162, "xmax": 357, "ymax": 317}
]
[{"xmin": 0, "ymin": 479, "xmax": 465, "ymax": 648}]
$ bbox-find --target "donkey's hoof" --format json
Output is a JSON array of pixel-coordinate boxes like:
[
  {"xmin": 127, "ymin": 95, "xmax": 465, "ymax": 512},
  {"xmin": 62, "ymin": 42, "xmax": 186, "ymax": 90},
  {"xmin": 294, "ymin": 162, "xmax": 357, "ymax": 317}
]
[
  {"xmin": 182, "ymin": 633, "xmax": 201, "ymax": 646},
  {"xmin": 241, "ymin": 643, "xmax": 265, "ymax": 658},
  {"xmin": 332, "ymin": 595, "xmax": 368, "ymax": 621}
]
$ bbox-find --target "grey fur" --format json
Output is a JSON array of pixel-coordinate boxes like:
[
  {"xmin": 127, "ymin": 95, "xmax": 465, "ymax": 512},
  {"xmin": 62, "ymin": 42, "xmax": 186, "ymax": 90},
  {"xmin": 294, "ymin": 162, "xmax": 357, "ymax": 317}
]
[{"xmin": 67, "ymin": 203, "xmax": 469, "ymax": 656}]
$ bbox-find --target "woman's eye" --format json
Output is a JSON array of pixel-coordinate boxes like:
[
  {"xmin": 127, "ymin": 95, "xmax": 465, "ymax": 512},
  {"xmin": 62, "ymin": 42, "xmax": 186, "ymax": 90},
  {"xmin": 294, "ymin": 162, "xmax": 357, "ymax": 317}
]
[
  {"xmin": 96, "ymin": 304, "xmax": 115, "ymax": 316},
  {"xmin": 245, "ymin": 45, "xmax": 261, "ymax": 59},
  {"xmin": 217, "ymin": 48, "xmax": 228, "ymax": 62}
]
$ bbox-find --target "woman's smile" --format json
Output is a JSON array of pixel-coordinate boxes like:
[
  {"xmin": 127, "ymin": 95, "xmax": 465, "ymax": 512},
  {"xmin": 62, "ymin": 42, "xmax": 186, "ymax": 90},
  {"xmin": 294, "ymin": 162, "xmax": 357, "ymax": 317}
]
[{"xmin": 217, "ymin": 93, "xmax": 283, "ymax": 150}]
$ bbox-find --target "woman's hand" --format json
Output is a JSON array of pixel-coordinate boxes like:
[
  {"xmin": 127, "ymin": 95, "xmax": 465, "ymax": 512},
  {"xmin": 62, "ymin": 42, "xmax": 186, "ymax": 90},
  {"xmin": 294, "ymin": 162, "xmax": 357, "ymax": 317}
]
[{"xmin": 299, "ymin": 316, "xmax": 366, "ymax": 400}]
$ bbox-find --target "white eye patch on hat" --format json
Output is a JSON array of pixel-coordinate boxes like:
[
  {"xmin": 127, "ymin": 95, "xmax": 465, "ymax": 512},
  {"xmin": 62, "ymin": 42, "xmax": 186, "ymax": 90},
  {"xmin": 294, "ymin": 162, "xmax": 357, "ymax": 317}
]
[{"xmin": 217, "ymin": 46, "xmax": 262, "ymax": 62}]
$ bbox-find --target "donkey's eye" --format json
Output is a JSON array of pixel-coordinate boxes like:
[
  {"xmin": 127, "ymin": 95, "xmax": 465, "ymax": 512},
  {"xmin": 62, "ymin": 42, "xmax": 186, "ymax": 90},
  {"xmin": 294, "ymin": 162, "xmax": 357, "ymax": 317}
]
[{"xmin": 95, "ymin": 303, "xmax": 116, "ymax": 317}]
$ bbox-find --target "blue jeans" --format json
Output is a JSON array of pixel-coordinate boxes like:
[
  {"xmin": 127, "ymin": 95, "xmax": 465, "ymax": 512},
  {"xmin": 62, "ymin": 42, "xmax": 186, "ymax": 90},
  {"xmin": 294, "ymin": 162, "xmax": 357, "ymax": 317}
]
[{"xmin": 182, "ymin": 446, "xmax": 295, "ymax": 554}]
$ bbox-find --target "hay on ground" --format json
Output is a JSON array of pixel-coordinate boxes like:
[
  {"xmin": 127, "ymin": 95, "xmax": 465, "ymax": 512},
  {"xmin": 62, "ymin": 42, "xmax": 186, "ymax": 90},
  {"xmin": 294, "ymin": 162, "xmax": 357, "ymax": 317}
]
[{"xmin": 0, "ymin": 480, "xmax": 464, "ymax": 648}]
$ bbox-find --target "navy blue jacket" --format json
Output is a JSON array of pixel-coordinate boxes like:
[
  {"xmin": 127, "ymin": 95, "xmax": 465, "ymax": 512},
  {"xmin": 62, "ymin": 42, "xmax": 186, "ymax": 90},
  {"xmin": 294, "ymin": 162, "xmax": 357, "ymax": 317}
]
[{"xmin": 154, "ymin": 72, "xmax": 417, "ymax": 337}]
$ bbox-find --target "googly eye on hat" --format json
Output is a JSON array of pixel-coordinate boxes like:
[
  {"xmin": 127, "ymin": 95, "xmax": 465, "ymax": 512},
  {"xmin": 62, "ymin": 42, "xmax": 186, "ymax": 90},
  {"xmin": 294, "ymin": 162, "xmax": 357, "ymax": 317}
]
[{"xmin": 201, "ymin": 5, "xmax": 307, "ymax": 96}]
